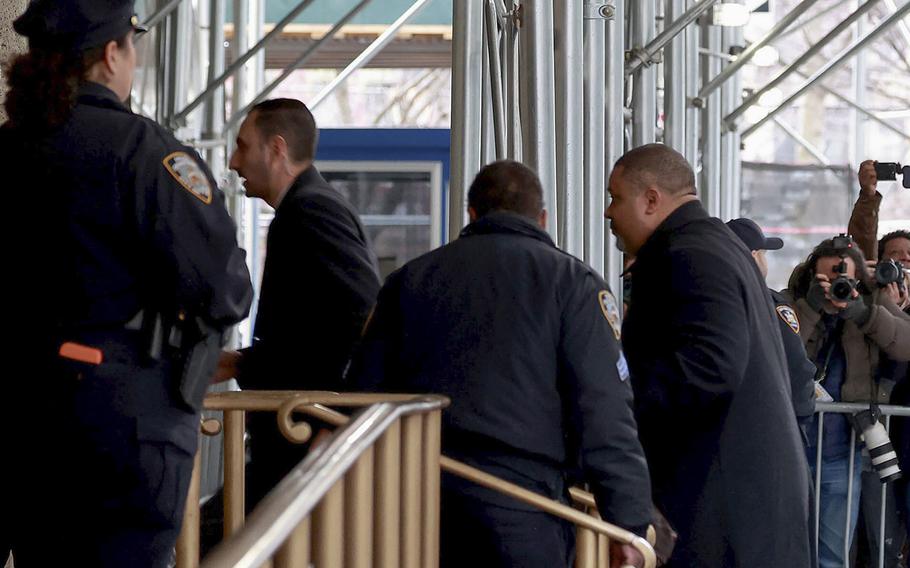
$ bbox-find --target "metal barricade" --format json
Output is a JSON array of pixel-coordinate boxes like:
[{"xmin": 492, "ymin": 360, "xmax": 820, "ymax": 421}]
[{"xmin": 812, "ymin": 401, "xmax": 910, "ymax": 568}]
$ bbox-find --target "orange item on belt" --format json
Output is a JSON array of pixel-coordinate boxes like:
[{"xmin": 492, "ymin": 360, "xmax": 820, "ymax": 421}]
[{"xmin": 59, "ymin": 342, "xmax": 104, "ymax": 365}]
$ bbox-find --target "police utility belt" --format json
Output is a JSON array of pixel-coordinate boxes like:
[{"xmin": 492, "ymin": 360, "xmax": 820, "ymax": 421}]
[{"xmin": 58, "ymin": 309, "xmax": 223, "ymax": 412}]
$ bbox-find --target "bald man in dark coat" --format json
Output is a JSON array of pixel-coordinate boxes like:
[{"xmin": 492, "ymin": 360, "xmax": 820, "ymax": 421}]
[{"xmin": 606, "ymin": 144, "xmax": 811, "ymax": 567}]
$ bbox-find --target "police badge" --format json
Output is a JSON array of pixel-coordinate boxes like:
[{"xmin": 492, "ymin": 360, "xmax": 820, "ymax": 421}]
[
  {"xmin": 775, "ymin": 304, "xmax": 800, "ymax": 335},
  {"xmin": 598, "ymin": 290, "xmax": 622, "ymax": 340}
]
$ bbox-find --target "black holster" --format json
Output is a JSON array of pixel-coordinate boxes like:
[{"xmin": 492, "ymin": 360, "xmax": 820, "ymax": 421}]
[{"xmin": 176, "ymin": 316, "xmax": 223, "ymax": 412}]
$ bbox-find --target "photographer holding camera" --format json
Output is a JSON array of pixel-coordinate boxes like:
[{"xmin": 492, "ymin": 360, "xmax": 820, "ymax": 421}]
[
  {"xmin": 848, "ymin": 160, "xmax": 910, "ymax": 566},
  {"xmin": 785, "ymin": 235, "xmax": 910, "ymax": 568}
]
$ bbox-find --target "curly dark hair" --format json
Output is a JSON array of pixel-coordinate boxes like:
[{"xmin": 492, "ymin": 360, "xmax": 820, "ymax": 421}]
[
  {"xmin": 3, "ymin": 37, "xmax": 126, "ymax": 131},
  {"xmin": 788, "ymin": 237, "xmax": 872, "ymax": 300},
  {"xmin": 878, "ymin": 230, "xmax": 910, "ymax": 260}
]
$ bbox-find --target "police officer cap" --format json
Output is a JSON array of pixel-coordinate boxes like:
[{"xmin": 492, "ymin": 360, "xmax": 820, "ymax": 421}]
[
  {"xmin": 726, "ymin": 218, "xmax": 784, "ymax": 251},
  {"xmin": 14, "ymin": 0, "xmax": 147, "ymax": 52}
]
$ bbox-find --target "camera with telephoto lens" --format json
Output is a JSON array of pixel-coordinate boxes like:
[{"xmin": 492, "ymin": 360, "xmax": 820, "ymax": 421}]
[
  {"xmin": 854, "ymin": 404, "xmax": 902, "ymax": 483},
  {"xmin": 829, "ymin": 235, "xmax": 858, "ymax": 301},
  {"xmin": 874, "ymin": 162, "xmax": 910, "ymax": 189},
  {"xmin": 875, "ymin": 259, "xmax": 906, "ymax": 289}
]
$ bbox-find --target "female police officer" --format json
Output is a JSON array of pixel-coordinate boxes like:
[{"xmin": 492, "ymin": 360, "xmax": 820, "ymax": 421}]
[{"xmin": 0, "ymin": 1, "xmax": 252, "ymax": 566}]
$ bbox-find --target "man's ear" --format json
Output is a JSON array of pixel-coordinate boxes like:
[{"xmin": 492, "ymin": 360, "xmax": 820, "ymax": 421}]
[
  {"xmin": 269, "ymin": 134, "xmax": 289, "ymax": 161},
  {"xmin": 643, "ymin": 186, "xmax": 662, "ymax": 215},
  {"xmin": 537, "ymin": 209, "xmax": 547, "ymax": 230}
]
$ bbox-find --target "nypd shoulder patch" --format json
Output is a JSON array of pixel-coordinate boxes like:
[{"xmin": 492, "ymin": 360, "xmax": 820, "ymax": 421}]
[
  {"xmin": 776, "ymin": 304, "xmax": 801, "ymax": 335},
  {"xmin": 598, "ymin": 290, "xmax": 622, "ymax": 340},
  {"xmin": 163, "ymin": 151, "xmax": 213, "ymax": 204}
]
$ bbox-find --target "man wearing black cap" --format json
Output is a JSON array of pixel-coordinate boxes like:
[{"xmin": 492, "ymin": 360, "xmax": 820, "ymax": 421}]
[
  {"xmin": 726, "ymin": 217, "xmax": 817, "ymax": 432},
  {"xmin": 1, "ymin": 2, "xmax": 253, "ymax": 567}
]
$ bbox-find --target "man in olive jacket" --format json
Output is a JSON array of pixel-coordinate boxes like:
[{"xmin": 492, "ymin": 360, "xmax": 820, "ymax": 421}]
[{"xmin": 606, "ymin": 144, "xmax": 811, "ymax": 567}]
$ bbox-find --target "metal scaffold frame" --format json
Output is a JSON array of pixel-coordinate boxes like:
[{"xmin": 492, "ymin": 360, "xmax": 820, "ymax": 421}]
[
  {"xmin": 449, "ymin": 0, "xmax": 910, "ymax": 294},
  {"xmin": 129, "ymin": 0, "xmax": 910, "ymax": 297}
]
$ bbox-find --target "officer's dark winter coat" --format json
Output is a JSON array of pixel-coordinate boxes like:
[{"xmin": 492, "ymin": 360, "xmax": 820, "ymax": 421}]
[
  {"xmin": 623, "ymin": 201, "xmax": 811, "ymax": 567},
  {"xmin": 350, "ymin": 212, "xmax": 652, "ymax": 540},
  {"xmin": 238, "ymin": 166, "xmax": 380, "ymax": 391}
]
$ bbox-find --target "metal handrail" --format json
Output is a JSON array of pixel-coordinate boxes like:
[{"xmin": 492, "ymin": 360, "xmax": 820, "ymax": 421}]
[
  {"xmin": 200, "ymin": 395, "xmax": 448, "ymax": 568},
  {"xmin": 287, "ymin": 401, "xmax": 657, "ymax": 567}
]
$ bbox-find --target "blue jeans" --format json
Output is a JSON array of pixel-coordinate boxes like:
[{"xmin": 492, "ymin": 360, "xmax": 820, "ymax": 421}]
[{"xmin": 809, "ymin": 447, "xmax": 863, "ymax": 568}]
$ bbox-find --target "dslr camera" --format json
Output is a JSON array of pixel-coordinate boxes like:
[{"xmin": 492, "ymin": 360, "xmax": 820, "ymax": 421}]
[
  {"xmin": 874, "ymin": 162, "xmax": 910, "ymax": 189},
  {"xmin": 854, "ymin": 404, "xmax": 902, "ymax": 483},
  {"xmin": 830, "ymin": 234, "xmax": 858, "ymax": 301},
  {"xmin": 875, "ymin": 259, "xmax": 907, "ymax": 290}
]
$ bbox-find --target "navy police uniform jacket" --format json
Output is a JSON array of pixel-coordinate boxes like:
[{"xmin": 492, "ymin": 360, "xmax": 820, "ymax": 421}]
[
  {"xmin": 238, "ymin": 165, "xmax": 380, "ymax": 391},
  {"xmin": 623, "ymin": 201, "xmax": 811, "ymax": 567},
  {"xmin": 349, "ymin": 211, "xmax": 653, "ymax": 536},
  {"xmin": 2, "ymin": 82, "xmax": 252, "ymax": 567},
  {"xmin": 770, "ymin": 289, "xmax": 817, "ymax": 425}
]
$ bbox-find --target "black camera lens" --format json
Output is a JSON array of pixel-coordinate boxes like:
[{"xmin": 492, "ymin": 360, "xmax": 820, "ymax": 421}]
[
  {"xmin": 876, "ymin": 259, "xmax": 903, "ymax": 287},
  {"xmin": 830, "ymin": 276, "xmax": 856, "ymax": 301}
]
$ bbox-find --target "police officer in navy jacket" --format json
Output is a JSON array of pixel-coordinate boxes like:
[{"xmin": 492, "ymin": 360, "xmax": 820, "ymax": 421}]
[
  {"xmin": 1, "ymin": 2, "xmax": 253, "ymax": 566},
  {"xmin": 349, "ymin": 160, "xmax": 652, "ymax": 568}
]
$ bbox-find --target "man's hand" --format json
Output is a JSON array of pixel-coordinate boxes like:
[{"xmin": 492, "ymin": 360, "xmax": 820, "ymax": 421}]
[
  {"xmin": 610, "ymin": 542, "xmax": 645, "ymax": 568},
  {"xmin": 858, "ymin": 159, "xmax": 878, "ymax": 196},
  {"xmin": 883, "ymin": 281, "xmax": 910, "ymax": 310},
  {"xmin": 212, "ymin": 349, "xmax": 242, "ymax": 384}
]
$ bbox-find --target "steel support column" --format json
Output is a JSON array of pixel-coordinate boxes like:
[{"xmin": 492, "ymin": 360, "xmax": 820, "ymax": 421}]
[
  {"xmin": 664, "ymin": 0, "xmax": 687, "ymax": 153},
  {"xmin": 684, "ymin": 0, "xmax": 701, "ymax": 165},
  {"xmin": 555, "ymin": 0, "xmax": 585, "ymax": 255},
  {"xmin": 719, "ymin": 24, "xmax": 742, "ymax": 220},
  {"xmin": 631, "ymin": 0, "xmax": 657, "ymax": 146},
  {"xmin": 519, "ymin": 0, "xmax": 559, "ymax": 241},
  {"xmin": 584, "ymin": 1, "xmax": 607, "ymax": 276},
  {"xmin": 449, "ymin": 0, "xmax": 484, "ymax": 240},
  {"xmin": 604, "ymin": 0, "xmax": 625, "ymax": 294},
  {"xmin": 700, "ymin": 20, "xmax": 722, "ymax": 216},
  {"xmin": 484, "ymin": 0, "xmax": 507, "ymax": 160}
]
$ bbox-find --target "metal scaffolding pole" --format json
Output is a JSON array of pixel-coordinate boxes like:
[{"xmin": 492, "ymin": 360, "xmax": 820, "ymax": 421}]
[
  {"xmin": 700, "ymin": 20, "xmax": 722, "ymax": 216},
  {"xmin": 450, "ymin": 0, "xmax": 484, "ymax": 240},
  {"xmin": 310, "ymin": 0, "xmax": 434, "ymax": 111},
  {"xmin": 726, "ymin": 0, "xmax": 880, "ymax": 129},
  {"xmin": 719, "ymin": 24, "xmax": 742, "ymax": 220},
  {"xmin": 519, "ymin": 0, "xmax": 559, "ymax": 241},
  {"xmin": 631, "ymin": 0, "xmax": 657, "ymax": 146},
  {"xmin": 625, "ymin": 0, "xmax": 718, "ymax": 76},
  {"xmin": 484, "ymin": 0, "xmax": 507, "ymax": 160},
  {"xmin": 174, "ymin": 0, "xmax": 318, "ymax": 125},
  {"xmin": 584, "ymin": 0, "xmax": 607, "ymax": 276},
  {"xmin": 851, "ymin": 4, "xmax": 868, "ymax": 167},
  {"xmin": 697, "ymin": 0, "xmax": 819, "ymax": 101},
  {"xmin": 741, "ymin": 1, "xmax": 910, "ymax": 140},
  {"xmin": 223, "ymin": 0, "xmax": 374, "ymax": 132},
  {"xmin": 684, "ymin": 0, "xmax": 700, "ymax": 165},
  {"xmin": 555, "ymin": 0, "xmax": 585, "ymax": 256},
  {"xmin": 605, "ymin": 0, "xmax": 624, "ymax": 294},
  {"xmin": 203, "ymin": 0, "xmax": 226, "ymax": 167},
  {"xmin": 481, "ymin": 27, "xmax": 496, "ymax": 166},
  {"xmin": 502, "ymin": 8, "xmax": 520, "ymax": 160},
  {"xmin": 664, "ymin": 0, "xmax": 687, "ymax": 153}
]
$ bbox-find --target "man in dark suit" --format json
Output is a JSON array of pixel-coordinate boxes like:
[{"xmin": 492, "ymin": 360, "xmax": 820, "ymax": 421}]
[
  {"xmin": 349, "ymin": 160, "xmax": 652, "ymax": 568},
  {"xmin": 606, "ymin": 144, "xmax": 811, "ymax": 567},
  {"xmin": 214, "ymin": 98, "xmax": 380, "ymax": 505}
]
